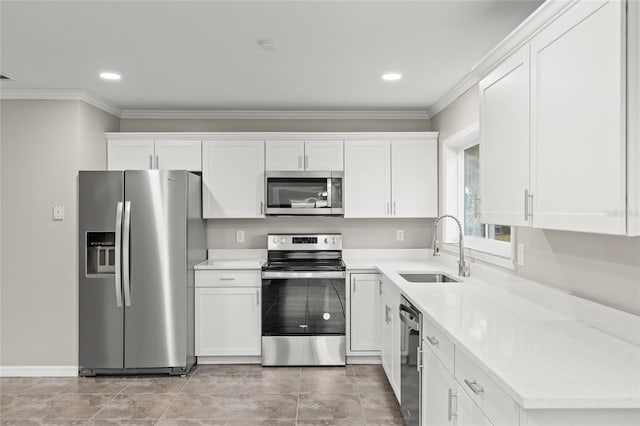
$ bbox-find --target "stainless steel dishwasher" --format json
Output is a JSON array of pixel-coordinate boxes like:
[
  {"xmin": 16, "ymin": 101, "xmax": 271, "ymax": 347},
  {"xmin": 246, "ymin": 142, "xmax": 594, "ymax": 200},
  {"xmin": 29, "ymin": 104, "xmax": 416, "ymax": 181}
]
[{"xmin": 399, "ymin": 296, "xmax": 422, "ymax": 425}]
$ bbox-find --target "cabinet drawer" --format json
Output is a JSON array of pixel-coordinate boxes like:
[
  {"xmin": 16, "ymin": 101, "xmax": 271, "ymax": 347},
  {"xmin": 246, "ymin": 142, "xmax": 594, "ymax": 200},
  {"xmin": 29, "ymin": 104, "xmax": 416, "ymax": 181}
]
[
  {"xmin": 195, "ymin": 270, "xmax": 261, "ymax": 287},
  {"xmin": 422, "ymin": 316, "xmax": 454, "ymax": 374},
  {"xmin": 455, "ymin": 347, "xmax": 519, "ymax": 426}
]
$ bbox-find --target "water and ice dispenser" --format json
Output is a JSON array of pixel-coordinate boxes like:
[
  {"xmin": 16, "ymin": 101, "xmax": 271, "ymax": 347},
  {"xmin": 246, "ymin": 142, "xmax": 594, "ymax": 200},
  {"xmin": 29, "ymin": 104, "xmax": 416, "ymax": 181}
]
[{"xmin": 86, "ymin": 232, "xmax": 116, "ymax": 276}]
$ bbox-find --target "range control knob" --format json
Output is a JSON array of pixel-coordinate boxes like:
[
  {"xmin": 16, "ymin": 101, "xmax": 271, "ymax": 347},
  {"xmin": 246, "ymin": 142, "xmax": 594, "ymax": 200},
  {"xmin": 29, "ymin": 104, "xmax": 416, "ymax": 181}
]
[
  {"xmin": 324, "ymin": 237, "xmax": 329, "ymax": 244},
  {"xmin": 280, "ymin": 237, "xmax": 286, "ymax": 244},
  {"xmin": 272, "ymin": 237, "xmax": 279, "ymax": 244},
  {"xmin": 331, "ymin": 238, "xmax": 337, "ymax": 244}
]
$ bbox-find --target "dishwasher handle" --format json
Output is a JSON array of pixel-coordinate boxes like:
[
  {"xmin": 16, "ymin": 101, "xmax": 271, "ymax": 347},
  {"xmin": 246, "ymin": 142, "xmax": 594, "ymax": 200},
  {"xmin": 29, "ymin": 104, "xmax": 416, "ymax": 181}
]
[{"xmin": 399, "ymin": 304, "xmax": 420, "ymax": 331}]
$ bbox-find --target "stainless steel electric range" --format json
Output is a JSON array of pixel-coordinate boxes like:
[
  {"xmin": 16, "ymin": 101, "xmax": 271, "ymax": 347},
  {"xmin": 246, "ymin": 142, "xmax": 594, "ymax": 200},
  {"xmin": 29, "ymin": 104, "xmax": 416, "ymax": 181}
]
[{"xmin": 261, "ymin": 233, "xmax": 346, "ymax": 366}]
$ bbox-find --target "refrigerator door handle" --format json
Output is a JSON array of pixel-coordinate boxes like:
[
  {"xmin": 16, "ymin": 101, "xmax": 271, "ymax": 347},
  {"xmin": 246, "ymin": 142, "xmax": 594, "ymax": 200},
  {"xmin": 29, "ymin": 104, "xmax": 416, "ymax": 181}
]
[
  {"xmin": 114, "ymin": 202, "xmax": 124, "ymax": 308},
  {"xmin": 123, "ymin": 201, "xmax": 132, "ymax": 307}
]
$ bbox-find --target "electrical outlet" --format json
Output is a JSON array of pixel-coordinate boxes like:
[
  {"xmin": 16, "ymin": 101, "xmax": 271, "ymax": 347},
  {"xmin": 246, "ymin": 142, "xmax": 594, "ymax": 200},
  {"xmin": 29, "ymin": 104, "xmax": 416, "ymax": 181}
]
[
  {"xmin": 397, "ymin": 230, "xmax": 404, "ymax": 241},
  {"xmin": 52, "ymin": 202, "xmax": 64, "ymax": 221},
  {"xmin": 517, "ymin": 243, "xmax": 525, "ymax": 266},
  {"xmin": 236, "ymin": 230, "xmax": 245, "ymax": 243}
]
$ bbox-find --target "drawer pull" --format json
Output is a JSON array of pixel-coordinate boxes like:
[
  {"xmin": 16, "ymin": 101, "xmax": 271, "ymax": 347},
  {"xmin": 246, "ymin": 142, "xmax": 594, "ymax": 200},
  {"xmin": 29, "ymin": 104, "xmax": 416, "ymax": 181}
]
[
  {"xmin": 426, "ymin": 336, "xmax": 439, "ymax": 346},
  {"xmin": 220, "ymin": 277, "xmax": 236, "ymax": 281},
  {"xmin": 448, "ymin": 388, "xmax": 457, "ymax": 421},
  {"xmin": 464, "ymin": 379, "xmax": 484, "ymax": 395}
]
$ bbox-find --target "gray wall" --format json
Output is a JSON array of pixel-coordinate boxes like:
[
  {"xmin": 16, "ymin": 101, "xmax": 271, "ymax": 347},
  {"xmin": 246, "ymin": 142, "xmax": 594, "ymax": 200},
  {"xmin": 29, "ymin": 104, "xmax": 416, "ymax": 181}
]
[
  {"xmin": 0, "ymin": 100, "xmax": 119, "ymax": 367},
  {"xmin": 431, "ymin": 86, "xmax": 640, "ymax": 315},
  {"xmin": 120, "ymin": 118, "xmax": 431, "ymax": 132}
]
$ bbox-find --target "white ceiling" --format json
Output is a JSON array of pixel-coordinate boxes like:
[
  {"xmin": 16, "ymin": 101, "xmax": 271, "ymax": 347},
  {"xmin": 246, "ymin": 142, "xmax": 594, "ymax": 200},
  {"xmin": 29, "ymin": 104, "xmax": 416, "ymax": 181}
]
[{"xmin": 0, "ymin": 0, "xmax": 543, "ymax": 113}]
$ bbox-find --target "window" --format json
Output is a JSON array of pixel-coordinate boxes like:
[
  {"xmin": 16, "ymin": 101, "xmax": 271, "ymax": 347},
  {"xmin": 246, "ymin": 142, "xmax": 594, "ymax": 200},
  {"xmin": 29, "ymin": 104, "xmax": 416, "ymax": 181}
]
[{"xmin": 442, "ymin": 123, "xmax": 514, "ymax": 268}]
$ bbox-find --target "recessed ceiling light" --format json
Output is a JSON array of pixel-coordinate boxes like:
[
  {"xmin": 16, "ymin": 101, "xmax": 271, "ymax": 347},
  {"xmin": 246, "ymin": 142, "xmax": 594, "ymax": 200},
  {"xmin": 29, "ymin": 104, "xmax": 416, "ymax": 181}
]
[
  {"xmin": 382, "ymin": 72, "xmax": 402, "ymax": 81},
  {"xmin": 99, "ymin": 72, "xmax": 121, "ymax": 81},
  {"xmin": 258, "ymin": 39, "xmax": 278, "ymax": 51}
]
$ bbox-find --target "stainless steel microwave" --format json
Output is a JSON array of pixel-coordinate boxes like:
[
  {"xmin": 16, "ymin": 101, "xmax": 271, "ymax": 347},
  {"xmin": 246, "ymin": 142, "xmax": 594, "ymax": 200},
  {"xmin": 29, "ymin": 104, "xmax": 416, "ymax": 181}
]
[{"xmin": 265, "ymin": 171, "xmax": 344, "ymax": 216}]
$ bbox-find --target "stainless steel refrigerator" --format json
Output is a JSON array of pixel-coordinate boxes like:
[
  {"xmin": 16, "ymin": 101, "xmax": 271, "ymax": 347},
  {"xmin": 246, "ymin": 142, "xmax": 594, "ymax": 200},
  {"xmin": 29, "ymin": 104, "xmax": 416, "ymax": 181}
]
[{"xmin": 78, "ymin": 170, "xmax": 206, "ymax": 376}]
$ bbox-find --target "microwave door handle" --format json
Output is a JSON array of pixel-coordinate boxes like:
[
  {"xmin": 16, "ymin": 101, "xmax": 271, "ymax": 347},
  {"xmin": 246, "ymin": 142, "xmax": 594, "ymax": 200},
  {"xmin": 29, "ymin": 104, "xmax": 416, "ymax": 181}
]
[
  {"xmin": 327, "ymin": 178, "xmax": 332, "ymax": 208},
  {"xmin": 114, "ymin": 202, "xmax": 123, "ymax": 308}
]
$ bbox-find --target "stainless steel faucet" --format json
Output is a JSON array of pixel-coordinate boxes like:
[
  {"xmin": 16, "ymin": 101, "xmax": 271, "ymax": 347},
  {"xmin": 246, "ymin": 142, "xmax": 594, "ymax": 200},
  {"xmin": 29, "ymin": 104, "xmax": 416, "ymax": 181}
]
[{"xmin": 432, "ymin": 215, "xmax": 471, "ymax": 277}]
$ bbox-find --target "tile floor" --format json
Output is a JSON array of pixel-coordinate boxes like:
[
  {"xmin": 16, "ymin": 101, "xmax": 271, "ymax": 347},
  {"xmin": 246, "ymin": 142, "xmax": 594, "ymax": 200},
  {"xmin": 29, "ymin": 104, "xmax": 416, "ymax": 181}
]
[{"xmin": 0, "ymin": 364, "xmax": 403, "ymax": 425}]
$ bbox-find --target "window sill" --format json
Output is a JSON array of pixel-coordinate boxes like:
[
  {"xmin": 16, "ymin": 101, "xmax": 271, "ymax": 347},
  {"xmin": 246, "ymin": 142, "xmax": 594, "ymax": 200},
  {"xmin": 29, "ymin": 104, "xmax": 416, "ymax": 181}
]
[{"xmin": 440, "ymin": 242, "xmax": 515, "ymax": 270}]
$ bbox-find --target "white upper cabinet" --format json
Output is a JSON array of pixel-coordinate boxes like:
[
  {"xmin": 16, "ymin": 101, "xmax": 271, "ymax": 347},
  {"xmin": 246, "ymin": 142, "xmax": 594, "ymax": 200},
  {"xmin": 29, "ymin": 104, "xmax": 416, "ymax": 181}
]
[
  {"xmin": 108, "ymin": 139, "xmax": 202, "ymax": 171},
  {"xmin": 391, "ymin": 139, "xmax": 438, "ymax": 218},
  {"xmin": 265, "ymin": 140, "xmax": 305, "ymax": 171},
  {"xmin": 530, "ymin": 0, "xmax": 626, "ymax": 234},
  {"xmin": 305, "ymin": 140, "xmax": 344, "ymax": 170},
  {"xmin": 628, "ymin": 0, "xmax": 640, "ymax": 236},
  {"xmin": 154, "ymin": 140, "xmax": 202, "ymax": 171},
  {"xmin": 265, "ymin": 139, "xmax": 343, "ymax": 171},
  {"xmin": 345, "ymin": 140, "xmax": 391, "ymax": 218},
  {"xmin": 345, "ymin": 137, "xmax": 438, "ymax": 218},
  {"xmin": 107, "ymin": 139, "xmax": 155, "ymax": 170},
  {"xmin": 202, "ymin": 140, "xmax": 265, "ymax": 218},
  {"xmin": 479, "ymin": 45, "xmax": 531, "ymax": 227}
]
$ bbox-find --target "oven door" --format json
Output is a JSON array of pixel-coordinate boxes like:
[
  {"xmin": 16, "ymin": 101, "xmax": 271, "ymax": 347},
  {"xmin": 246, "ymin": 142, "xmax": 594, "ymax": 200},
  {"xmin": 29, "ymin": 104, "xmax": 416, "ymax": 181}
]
[
  {"xmin": 261, "ymin": 271, "xmax": 346, "ymax": 336},
  {"xmin": 261, "ymin": 271, "xmax": 346, "ymax": 365},
  {"xmin": 265, "ymin": 171, "xmax": 343, "ymax": 215}
]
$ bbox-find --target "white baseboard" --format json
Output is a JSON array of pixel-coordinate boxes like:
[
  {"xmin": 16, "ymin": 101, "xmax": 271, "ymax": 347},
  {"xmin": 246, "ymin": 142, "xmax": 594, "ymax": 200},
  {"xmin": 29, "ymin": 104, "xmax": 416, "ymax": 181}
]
[
  {"xmin": 0, "ymin": 365, "xmax": 78, "ymax": 377},
  {"xmin": 347, "ymin": 356, "xmax": 382, "ymax": 364}
]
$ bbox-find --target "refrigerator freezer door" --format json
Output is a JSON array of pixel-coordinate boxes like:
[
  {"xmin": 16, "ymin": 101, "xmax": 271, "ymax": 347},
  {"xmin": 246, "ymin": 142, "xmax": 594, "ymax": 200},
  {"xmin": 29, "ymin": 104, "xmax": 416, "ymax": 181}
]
[
  {"xmin": 123, "ymin": 170, "xmax": 188, "ymax": 369},
  {"xmin": 79, "ymin": 171, "xmax": 125, "ymax": 370}
]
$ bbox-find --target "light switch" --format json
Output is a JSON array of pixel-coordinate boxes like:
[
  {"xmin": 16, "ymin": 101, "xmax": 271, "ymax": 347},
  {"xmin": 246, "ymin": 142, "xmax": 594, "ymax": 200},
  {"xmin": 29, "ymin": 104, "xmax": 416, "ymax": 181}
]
[
  {"xmin": 236, "ymin": 230, "xmax": 245, "ymax": 243},
  {"xmin": 397, "ymin": 230, "xmax": 404, "ymax": 241},
  {"xmin": 52, "ymin": 202, "xmax": 64, "ymax": 221}
]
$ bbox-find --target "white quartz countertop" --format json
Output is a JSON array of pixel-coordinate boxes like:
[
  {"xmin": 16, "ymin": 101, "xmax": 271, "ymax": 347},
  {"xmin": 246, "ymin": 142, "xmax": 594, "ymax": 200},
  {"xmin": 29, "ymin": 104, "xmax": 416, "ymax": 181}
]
[
  {"xmin": 194, "ymin": 258, "xmax": 265, "ymax": 270},
  {"xmin": 374, "ymin": 260, "xmax": 640, "ymax": 410}
]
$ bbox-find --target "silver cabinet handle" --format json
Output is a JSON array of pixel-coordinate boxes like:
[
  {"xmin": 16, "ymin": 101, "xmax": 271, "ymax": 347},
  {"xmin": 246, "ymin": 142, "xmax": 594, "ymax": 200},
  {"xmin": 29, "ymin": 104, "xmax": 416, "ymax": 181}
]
[
  {"xmin": 448, "ymin": 388, "xmax": 457, "ymax": 421},
  {"xmin": 114, "ymin": 202, "xmax": 124, "ymax": 308},
  {"xmin": 122, "ymin": 201, "xmax": 132, "ymax": 307},
  {"xmin": 220, "ymin": 277, "xmax": 236, "ymax": 281},
  {"xmin": 149, "ymin": 154, "xmax": 153, "ymax": 169},
  {"xmin": 155, "ymin": 154, "xmax": 159, "ymax": 169},
  {"xmin": 393, "ymin": 201, "xmax": 397, "ymax": 216},
  {"xmin": 524, "ymin": 189, "xmax": 529, "ymax": 221},
  {"xmin": 260, "ymin": 201, "xmax": 264, "ymax": 215},
  {"xmin": 353, "ymin": 278, "xmax": 356, "ymax": 293},
  {"xmin": 464, "ymin": 379, "xmax": 484, "ymax": 395},
  {"xmin": 378, "ymin": 280, "xmax": 383, "ymax": 295},
  {"xmin": 385, "ymin": 305, "xmax": 392, "ymax": 323},
  {"xmin": 304, "ymin": 154, "xmax": 309, "ymax": 169},
  {"xmin": 416, "ymin": 345, "xmax": 423, "ymax": 372},
  {"xmin": 256, "ymin": 290, "xmax": 260, "ymax": 306},
  {"xmin": 298, "ymin": 155, "xmax": 302, "ymax": 170}
]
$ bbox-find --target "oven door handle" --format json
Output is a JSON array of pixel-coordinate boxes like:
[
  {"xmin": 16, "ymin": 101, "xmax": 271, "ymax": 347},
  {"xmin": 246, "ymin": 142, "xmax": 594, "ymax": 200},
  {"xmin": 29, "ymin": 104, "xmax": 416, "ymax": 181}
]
[
  {"xmin": 262, "ymin": 271, "xmax": 346, "ymax": 279},
  {"xmin": 399, "ymin": 305, "xmax": 421, "ymax": 331}
]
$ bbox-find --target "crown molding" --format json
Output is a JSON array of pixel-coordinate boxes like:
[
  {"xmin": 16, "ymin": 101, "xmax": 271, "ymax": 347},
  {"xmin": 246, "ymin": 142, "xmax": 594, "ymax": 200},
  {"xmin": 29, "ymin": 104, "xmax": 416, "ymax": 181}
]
[
  {"xmin": 119, "ymin": 109, "xmax": 430, "ymax": 120},
  {"xmin": 426, "ymin": 0, "xmax": 576, "ymax": 119},
  {"xmin": 0, "ymin": 88, "xmax": 123, "ymax": 117}
]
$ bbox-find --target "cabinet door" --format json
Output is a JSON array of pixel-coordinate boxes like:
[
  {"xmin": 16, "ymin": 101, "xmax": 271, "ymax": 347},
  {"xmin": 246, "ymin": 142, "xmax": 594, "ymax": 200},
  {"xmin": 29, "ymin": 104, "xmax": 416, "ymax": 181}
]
[
  {"xmin": 344, "ymin": 140, "xmax": 391, "ymax": 218},
  {"xmin": 202, "ymin": 140, "xmax": 265, "ymax": 218},
  {"xmin": 479, "ymin": 45, "xmax": 531, "ymax": 227},
  {"xmin": 456, "ymin": 385, "xmax": 492, "ymax": 426},
  {"xmin": 265, "ymin": 140, "xmax": 304, "ymax": 171},
  {"xmin": 349, "ymin": 274, "xmax": 380, "ymax": 352},
  {"xmin": 305, "ymin": 140, "xmax": 344, "ymax": 171},
  {"xmin": 380, "ymin": 281, "xmax": 393, "ymax": 384},
  {"xmin": 195, "ymin": 287, "xmax": 261, "ymax": 356},
  {"xmin": 530, "ymin": 0, "xmax": 625, "ymax": 234},
  {"xmin": 380, "ymin": 278, "xmax": 401, "ymax": 400},
  {"xmin": 628, "ymin": 0, "xmax": 640, "ymax": 236},
  {"xmin": 423, "ymin": 347, "xmax": 455, "ymax": 426},
  {"xmin": 107, "ymin": 139, "xmax": 155, "ymax": 170},
  {"xmin": 391, "ymin": 139, "xmax": 438, "ymax": 218},
  {"xmin": 154, "ymin": 140, "xmax": 202, "ymax": 171}
]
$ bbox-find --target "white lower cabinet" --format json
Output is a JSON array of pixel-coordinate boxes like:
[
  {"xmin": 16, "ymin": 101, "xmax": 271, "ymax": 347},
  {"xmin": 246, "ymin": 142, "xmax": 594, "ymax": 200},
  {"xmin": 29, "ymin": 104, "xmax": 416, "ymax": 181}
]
[
  {"xmin": 456, "ymin": 384, "xmax": 493, "ymax": 426},
  {"xmin": 195, "ymin": 271, "xmax": 261, "ymax": 357},
  {"xmin": 349, "ymin": 274, "xmax": 381, "ymax": 353},
  {"xmin": 423, "ymin": 345, "xmax": 455, "ymax": 425},
  {"xmin": 380, "ymin": 277, "xmax": 401, "ymax": 399}
]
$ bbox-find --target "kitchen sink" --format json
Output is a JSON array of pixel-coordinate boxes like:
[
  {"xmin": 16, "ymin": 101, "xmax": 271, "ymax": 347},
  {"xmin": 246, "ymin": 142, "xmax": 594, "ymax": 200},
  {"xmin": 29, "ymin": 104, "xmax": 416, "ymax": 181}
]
[{"xmin": 399, "ymin": 273, "xmax": 460, "ymax": 283}]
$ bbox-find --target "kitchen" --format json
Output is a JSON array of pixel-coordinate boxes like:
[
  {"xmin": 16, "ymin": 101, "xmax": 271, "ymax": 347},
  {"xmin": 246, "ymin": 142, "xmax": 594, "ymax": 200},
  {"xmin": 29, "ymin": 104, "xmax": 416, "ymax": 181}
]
[{"xmin": 1, "ymin": 0, "xmax": 639, "ymax": 425}]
